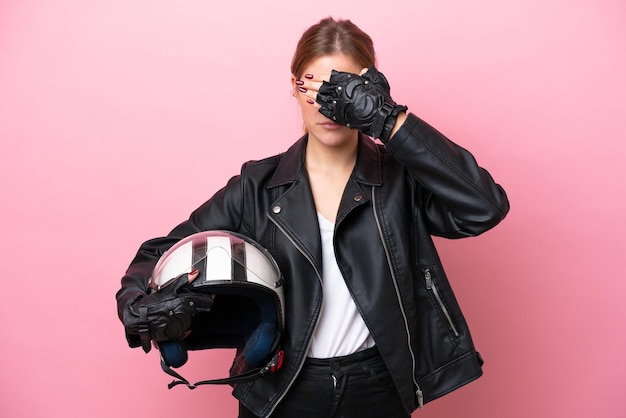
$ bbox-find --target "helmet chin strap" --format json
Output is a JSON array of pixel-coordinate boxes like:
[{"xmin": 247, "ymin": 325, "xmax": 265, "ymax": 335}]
[{"xmin": 160, "ymin": 350, "xmax": 285, "ymax": 389}]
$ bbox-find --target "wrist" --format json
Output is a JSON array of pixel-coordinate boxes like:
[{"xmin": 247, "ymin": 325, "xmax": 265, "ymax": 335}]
[{"xmin": 387, "ymin": 112, "xmax": 408, "ymax": 143}]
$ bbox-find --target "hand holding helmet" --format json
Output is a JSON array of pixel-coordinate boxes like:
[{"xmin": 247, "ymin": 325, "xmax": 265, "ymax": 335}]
[
  {"xmin": 122, "ymin": 270, "xmax": 214, "ymax": 353},
  {"xmin": 131, "ymin": 230, "xmax": 286, "ymax": 388},
  {"xmin": 315, "ymin": 66, "xmax": 407, "ymax": 143}
]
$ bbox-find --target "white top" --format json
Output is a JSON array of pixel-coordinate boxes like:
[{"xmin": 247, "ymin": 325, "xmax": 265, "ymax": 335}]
[{"xmin": 307, "ymin": 213, "xmax": 376, "ymax": 358}]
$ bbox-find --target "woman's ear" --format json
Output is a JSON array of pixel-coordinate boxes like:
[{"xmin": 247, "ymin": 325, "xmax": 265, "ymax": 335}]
[{"xmin": 290, "ymin": 75, "xmax": 297, "ymax": 94}]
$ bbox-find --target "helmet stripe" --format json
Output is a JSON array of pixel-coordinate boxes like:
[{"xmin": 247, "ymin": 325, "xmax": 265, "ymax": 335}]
[
  {"xmin": 231, "ymin": 237, "xmax": 247, "ymax": 282},
  {"xmin": 192, "ymin": 235, "xmax": 208, "ymax": 276}
]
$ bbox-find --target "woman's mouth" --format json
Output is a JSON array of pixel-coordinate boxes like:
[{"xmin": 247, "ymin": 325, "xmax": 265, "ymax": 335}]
[{"xmin": 319, "ymin": 121, "xmax": 344, "ymax": 130}]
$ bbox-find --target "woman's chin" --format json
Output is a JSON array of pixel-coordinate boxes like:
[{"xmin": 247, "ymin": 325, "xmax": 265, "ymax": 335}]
[{"xmin": 308, "ymin": 125, "xmax": 356, "ymax": 147}]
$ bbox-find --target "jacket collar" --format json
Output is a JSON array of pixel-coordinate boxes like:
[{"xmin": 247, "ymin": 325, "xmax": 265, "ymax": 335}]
[{"xmin": 267, "ymin": 133, "xmax": 383, "ymax": 188}]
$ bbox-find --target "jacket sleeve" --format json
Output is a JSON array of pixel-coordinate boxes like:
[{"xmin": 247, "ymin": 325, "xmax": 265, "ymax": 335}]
[
  {"xmin": 385, "ymin": 113, "xmax": 510, "ymax": 238},
  {"xmin": 115, "ymin": 171, "xmax": 247, "ymax": 347}
]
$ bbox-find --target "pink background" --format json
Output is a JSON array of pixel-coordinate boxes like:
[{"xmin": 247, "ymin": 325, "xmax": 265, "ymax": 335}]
[{"xmin": 1, "ymin": 1, "xmax": 625, "ymax": 417}]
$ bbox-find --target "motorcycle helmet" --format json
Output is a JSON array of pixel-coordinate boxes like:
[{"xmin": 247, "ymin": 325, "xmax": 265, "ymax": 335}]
[{"xmin": 150, "ymin": 230, "xmax": 285, "ymax": 388}]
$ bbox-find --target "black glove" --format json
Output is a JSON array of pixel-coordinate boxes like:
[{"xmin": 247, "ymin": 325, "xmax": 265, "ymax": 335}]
[
  {"xmin": 316, "ymin": 66, "xmax": 407, "ymax": 143},
  {"xmin": 122, "ymin": 274, "xmax": 214, "ymax": 353}
]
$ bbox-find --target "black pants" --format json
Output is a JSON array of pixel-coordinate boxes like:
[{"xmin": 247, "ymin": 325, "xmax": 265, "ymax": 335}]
[{"xmin": 239, "ymin": 347, "xmax": 409, "ymax": 418}]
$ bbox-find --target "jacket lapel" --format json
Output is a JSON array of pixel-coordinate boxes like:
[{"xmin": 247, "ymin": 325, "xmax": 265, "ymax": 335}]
[
  {"xmin": 267, "ymin": 136, "xmax": 323, "ymax": 276},
  {"xmin": 337, "ymin": 135, "xmax": 383, "ymax": 226},
  {"xmin": 265, "ymin": 134, "xmax": 385, "ymax": 274}
]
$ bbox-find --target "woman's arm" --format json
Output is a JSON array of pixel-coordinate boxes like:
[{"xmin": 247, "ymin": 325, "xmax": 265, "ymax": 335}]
[
  {"xmin": 386, "ymin": 112, "xmax": 509, "ymax": 237},
  {"xmin": 115, "ymin": 171, "xmax": 246, "ymax": 346}
]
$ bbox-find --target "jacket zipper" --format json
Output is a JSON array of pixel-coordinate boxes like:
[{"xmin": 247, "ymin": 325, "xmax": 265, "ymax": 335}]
[
  {"xmin": 424, "ymin": 268, "xmax": 459, "ymax": 337},
  {"xmin": 372, "ymin": 187, "xmax": 424, "ymax": 408},
  {"xmin": 267, "ymin": 216, "xmax": 324, "ymax": 417}
]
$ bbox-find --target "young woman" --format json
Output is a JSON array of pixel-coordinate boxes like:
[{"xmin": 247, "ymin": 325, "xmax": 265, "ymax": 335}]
[{"xmin": 116, "ymin": 17, "xmax": 509, "ymax": 418}]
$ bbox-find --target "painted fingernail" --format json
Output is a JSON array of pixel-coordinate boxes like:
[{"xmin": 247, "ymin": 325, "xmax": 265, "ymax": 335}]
[
  {"xmin": 304, "ymin": 74, "xmax": 313, "ymax": 79},
  {"xmin": 295, "ymin": 80, "xmax": 304, "ymax": 85},
  {"xmin": 298, "ymin": 87, "xmax": 307, "ymax": 93},
  {"xmin": 190, "ymin": 268, "xmax": 199, "ymax": 275},
  {"xmin": 307, "ymin": 99, "xmax": 314, "ymax": 104}
]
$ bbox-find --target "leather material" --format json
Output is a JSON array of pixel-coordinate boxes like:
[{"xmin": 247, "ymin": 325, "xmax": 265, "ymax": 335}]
[
  {"xmin": 116, "ymin": 113, "xmax": 509, "ymax": 416},
  {"xmin": 122, "ymin": 274, "xmax": 214, "ymax": 352},
  {"xmin": 316, "ymin": 66, "xmax": 407, "ymax": 142}
]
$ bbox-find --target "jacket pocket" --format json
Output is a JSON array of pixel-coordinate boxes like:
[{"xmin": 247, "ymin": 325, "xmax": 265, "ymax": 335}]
[{"xmin": 423, "ymin": 267, "xmax": 460, "ymax": 337}]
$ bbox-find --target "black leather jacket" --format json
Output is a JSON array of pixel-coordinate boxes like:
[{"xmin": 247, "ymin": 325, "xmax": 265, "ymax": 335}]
[{"xmin": 116, "ymin": 113, "xmax": 509, "ymax": 417}]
